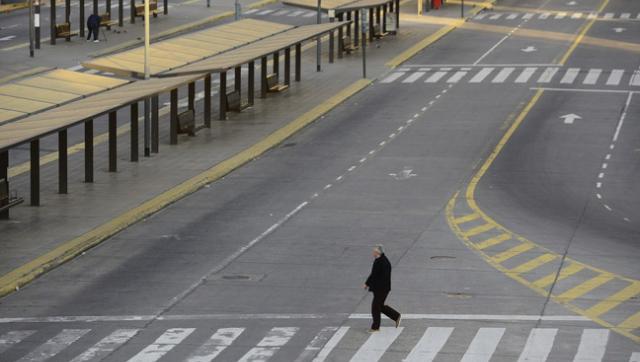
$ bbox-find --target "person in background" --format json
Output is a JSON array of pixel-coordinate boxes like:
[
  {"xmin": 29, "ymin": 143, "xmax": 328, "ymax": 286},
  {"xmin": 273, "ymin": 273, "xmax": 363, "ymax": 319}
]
[
  {"xmin": 363, "ymin": 245, "xmax": 401, "ymax": 332},
  {"xmin": 86, "ymin": 14, "xmax": 101, "ymax": 43}
]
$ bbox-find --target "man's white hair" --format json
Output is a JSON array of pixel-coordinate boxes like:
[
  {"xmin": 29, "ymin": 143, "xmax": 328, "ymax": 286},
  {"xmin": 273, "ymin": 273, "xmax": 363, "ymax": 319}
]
[{"xmin": 374, "ymin": 245, "xmax": 384, "ymax": 254}]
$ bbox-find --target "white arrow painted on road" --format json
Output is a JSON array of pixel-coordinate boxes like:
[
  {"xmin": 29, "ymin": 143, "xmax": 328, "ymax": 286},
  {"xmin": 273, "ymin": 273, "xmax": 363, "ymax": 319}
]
[
  {"xmin": 0, "ymin": 35, "xmax": 16, "ymax": 42},
  {"xmin": 613, "ymin": 27, "xmax": 626, "ymax": 33},
  {"xmin": 560, "ymin": 113, "xmax": 582, "ymax": 124},
  {"xmin": 389, "ymin": 167, "xmax": 417, "ymax": 180},
  {"xmin": 521, "ymin": 46, "xmax": 537, "ymax": 53},
  {"xmin": 567, "ymin": 1, "xmax": 577, "ymax": 5}
]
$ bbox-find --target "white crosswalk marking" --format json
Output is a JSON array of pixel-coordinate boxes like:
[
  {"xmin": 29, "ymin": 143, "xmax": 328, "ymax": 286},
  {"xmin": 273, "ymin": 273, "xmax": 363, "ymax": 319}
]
[
  {"xmin": 447, "ymin": 70, "xmax": 469, "ymax": 83},
  {"xmin": 630, "ymin": 71, "xmax": 640, "ymax": 86},
  {"xmin": 515, "ymin": 67, "xmax": 537, "ymax": 83},
  {"xmin": 474, "ymin": 13, "xmax": 488, "ymax": 19},
  {"xmin": 539, "ymin": 12, "xmax": 551, "ymax": 19},
  {"xmin": 293, "ymin": 326, "xmax": 349, "ymax": 362},
  {"xmin": 555, "ymin": 12, "xmax": 567, "ymax": 19},
  {"xmin": 587, "ymin": 12, "xmax": 598, "ymax": 19},
  {"xmin": 606, "ymin": 69, "xmax": 624, "ymax": 85},
  {"xmin": 630, "ymin": 352, "xmax": 640, "ymax": 362},
  {"xmin": 404, "ymin": 327, "xmax": 453, "ymax": 362},
  {"xmin": 127, "ymin": 328, "xmax": 195, "ymax": 362},
  {"xmin": 523, "ymin": 13, "xmax": 534, "ymax": 19},
  {"xmin": 571, "ymin": 12, "xmax": 583, "ymax": 19},
  {"xmin": 403, "ymin": 71, "xmax": 426, "ymax": 83},
  {"xmin": 492, "ymin": 67, "xmax": 515, "ymax": 83},
  {"xmin": 489, "ymin": 13, "xmax": 503, "ymax": 20},
  {"xmin": 620, "ymin": 13, "xmax": 631, "ymax": 19},
  {"xmin": 460, "ymin": 328, "xmax": 505, "ymax": 362},
  {"xmin": 238, "ymin": 327, "xmax": 298, "ymax": 362},
  {"xmin": 381, "ymin": 72, "xmax": 406, "ymax": 83},
  {"xmin": 0, "ymin": 330, "xmax": 35, "ymax": 354},
  {"xmin": 17, "ymin": 329, "xmax": 90, "ymax": 362},
  {"xmin": 71, "ymin": 329, "xmax": 139, "ymax": 362},
  {"xmin": 309, "ymin": 327, "xmax": 349, "ymax": 362},
  {"xmin": 573, "ymin": 329, "xmax": 609, "ymax": 362},
  {"xmin": 560, "ymin": 68, "xmax": 581, "ymax": 84},
  {"xmin": 258, "ymin": 9, "xmax": 275, "ymax": 15},
  {"xmin": 425, "ymin": 69, "xmax": 449, "ymax": 83},
  {"xmin": 537, "ymin": 67, "xmax": 559, "ymax": 83},
  {"xmin": 349, "ymin": 327, "xmax": 403, "ymax": 362},
  {"xmin": 507, "ymin": 13, "xmax": 518, "ymax": 19},
  {"xmin": 516, "ymin": 328, "xmax": 557, "ymax": 362},
  {"xmin": 603, "ymin": 13, "xmax": 614, "ymax": 19},
  {"xmin": 583, "ymin": 68, "xmax": 602, "ymax": 84},
  {"xmin": 244, "ymin": 8, "xmax": 259, "ymax": 14},
  {"xmin": 289, "ymin": 10, "xmax": 305, "ymax": 16},
  {"xmin": 303, "ymin": 11, "xmax": 317, "ymax": 17},
  {"xmin": 469, "ymin": 67, "xmax": 494, "ymax": 83},
  {"xmin": 186, "ymin": 328, "xmax": 244, "ymax": 362},
  {"xmin": 274, "ymin": 9, "xmax": 290, "ymax": 16}
]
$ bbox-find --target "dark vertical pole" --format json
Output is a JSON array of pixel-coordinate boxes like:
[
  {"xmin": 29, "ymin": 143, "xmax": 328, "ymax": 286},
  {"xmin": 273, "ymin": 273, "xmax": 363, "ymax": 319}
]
[
  {"xmin": 84, "ymin": 120, "xmax": 94, "ymax": 182},
  {"xmin": 234, "ymin": 66, "xmax": 241, "ymax": 93},
  {"xmin": 284, "ymin": 48, "xmax": 291, "ymax": 85},
  {"xmin": 58, "ymin": 130, "xmax": 67, "ymax": 194},
  {"xmin": 395, "ymin": 0, "xmax": 400, "ymax": 29},
  {"xmin": 30, "ymin": 140, "xmax": 40, "ymax": 206},
  {"xmin": 383, "ymin": 4, "xmax": 387, "ymax": 32},
  {"xmin": 152, "ymin": 96, "xmax": 159, "ymax": 152},
  {"xmin": 260, "ymin": 56, "xmax": 267, "ymax": 98},
  {"xmin": 376, "ymin": 6, "xmax": 381, "ymax": 28},
  {"xmin": 92, "ymin": 0, "xmax": 98, "ymax": 16},
  {"xmin": 354, "ymin": 10, "xmax": 359, "ymax": 47},
  {"xmin": 164, "ymin": 0, "xmax": 168, "ymax": 14},
  {"xmin": 346, "ymin": 11, "xmax": 351, "ymax": 38},
  {"xmin": 170, "ymin": 89, "xmax": 178, "ymax": 145},
  {"xmin": 79, "ymin": 0, "xmax": 85, "ymax": 37},
  {"xmin": 329, "ymin": 19, "xmax": 334, "ymax": 64},
  {"xmin": 109, "ymin": 111, "xmax": 117, "ymax": 172},
  {"xmin": 273, "ymin": 51, "xmax": 279, "ymax": 79},
  {"xmin": 204, "ymin": 74, "xmax": 211, "ymax": 127},
  {"xmin": 50, "ymin": 0, "xmax": 56, "ymax": 45},
  {"xmin": 119, "ymin": 0, "xmax": 123, "ymax": 26},
  {"xmin": 130, "ymin": 0, "xmax": 135, "ymax": 23},
  {"xmin": 106, "ymin": 0, "xmax": 111, "ymax": 28},
  {"xmin": 65, "ymin": 0, "xmax": 71, "ymax": 41},
  {"xmin": 295, "ymin": 43, "xmax": 301, "ymax": 82},
  {"xmin": 248, "ymin": 61, "xmax": 255, "ymax": 105},
  {"xmin": 338, "ymin": 14, "xmax": 344, "ymax": 59},
  {"xmin": 369, "ymin": 8, "xmax": 374, "ymax": 41},
  {"xmin": 188, "ymin": 82, "xmax": 195, "ymax": 111},
  {"xmin": 0, "ymin": 151, "xmax": 8, "ymax": 219},
  {"xmin": 219, "ymin": 71, "xmax": 227, "ymax": 120},
  {"xmin": 130, "ymin": 102, "xmax": 138, "ymax": 162},
  {"xmin": 34, "ymin": 1, "xmax": 41, "ymax": 49}
]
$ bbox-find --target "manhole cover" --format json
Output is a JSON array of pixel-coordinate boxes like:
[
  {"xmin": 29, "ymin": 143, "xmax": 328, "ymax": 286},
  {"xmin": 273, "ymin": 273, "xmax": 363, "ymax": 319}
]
[{"xmin": 430, "ymin": 255, "xmax": 456, "ymax": 260}]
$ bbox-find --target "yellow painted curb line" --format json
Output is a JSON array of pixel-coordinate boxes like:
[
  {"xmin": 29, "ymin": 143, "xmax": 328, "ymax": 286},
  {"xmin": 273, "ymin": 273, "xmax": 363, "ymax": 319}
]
[{"xmin": 0, "ymin": 78, "xmax": 371, "ymax": 298}]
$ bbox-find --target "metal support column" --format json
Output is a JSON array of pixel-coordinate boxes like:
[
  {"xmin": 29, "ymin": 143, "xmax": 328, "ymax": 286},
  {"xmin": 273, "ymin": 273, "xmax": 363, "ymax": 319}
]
[
  {"xmin": 248, "ymin": 61, "xmax": 255, "ymax": 105},
  {"xmin": 170, "ymin": 89, "xmax": 178, "ymax": 145},
  {"xmin": 109, "ymin": 111, "xmax": 117, "ymax": 172},
  {"xmin": 261, "ymin": 56, "xmax": 268, "ymax": 98},
  {"xmin": 284, "ymin": 48, "xmax": 291, "ymax": 85},
  {"xmin": 164, "ymin": 0, "xmax": 168, "ymax": 14},
  {"xmin": 188, "ymin": 82, "xmax": 195, "ymax": 111},
  {"xmin": 130, "ymin": 0, "xmax": 135, "ymax": 23},
  {"xmin": 84, "ymin": 120, "xmax": 93, "ymax": 182},
  {"xmin": 65, "ymin": 0, "xmax": 71, "ymax": 41},
  {"xmin": 273, "ymin": 51, "xmax": 279, "ymax": 78},
  {"xmin": 106, "ymin": 0, "xmax": 112, "ymax": 29},
  {"xmin": 346, "ymin": 11, "xmax": 351, "ymax": 37},
  {"xmin": 58, "ymin": 130, "xmax": 67, "ymax": 194},
  {"xmin": 204, "ymin": 74, "xmax": 211, "ymax": 127},
  {"xmin": 383, "ymin": 4, "xmax": 387, "ymax": 32},
  {"xmin": 338, "ymin": 14, "xmax": 344, "ymax": 59},
  {"xmin": 130, "ymin": 102, "xmax": 139, "ymax": 162},
  {"xmin": 0, "ymin": 151, "xmax": 8, "ymax": 219},
  {"xmin": 119, "ymin": 0, "xmax": 123, "ymax": 26},
  {"xmin": 395, "ymin": 0, "xmax": 400, "ymax": 29},
  {"xmin": 369, "ymin": 8, "xmax": 374, "ymax": 41},
  {"xmin": 79, "ymin": 0, "xmax": 85, "ymax": 37},
  {"xmin": 354, "ymin": 10, "xmax": 359, "ymax": 47},
  {"xmin": 219, "ymin": 71, "xmax": 227, "ymax": 120},
  {"xmin": 235, "ymin": 66, "xmax": 241, "ymax": 93},
  {"xmin": 50, "ymin": 0, "xmax": 56, "ymax": 45},
  {"xmin": 152, "ymin": 96, "xmax": 159, "ymax": 152},
  {"xmin": 30, "ymin": 139, "xmax": 39, "ymax": 206},
  {"xmin": 93, "ymin": 0, "xmax": 98, "ymax": 16},
  {"xmin": 295, "ymin": 43, "xmax": 301, "ymax": 81},
  {"xmin": 329, "ymin": 21, "xmax": 334, "ymax": 63}
]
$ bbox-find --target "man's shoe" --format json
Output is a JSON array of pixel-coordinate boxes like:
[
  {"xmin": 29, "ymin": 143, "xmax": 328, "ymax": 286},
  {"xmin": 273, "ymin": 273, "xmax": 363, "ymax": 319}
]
[
  {"xmin": 368, "ymin": 328, "xmax": 380, "ymax": 333},
  {"xmin": 395, "ymin": 315, "xmax": 402, "ymax": 328},
  {"xmin": 93, "ymin": 40, "xmax": 100, "ymax": 43}
]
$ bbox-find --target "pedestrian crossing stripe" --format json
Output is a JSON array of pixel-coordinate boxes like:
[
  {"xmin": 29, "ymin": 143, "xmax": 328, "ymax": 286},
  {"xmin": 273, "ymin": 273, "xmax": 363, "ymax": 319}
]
[
  {"xmin": 473, "ymin": 11, "xmax": 640, "ymax": 21},
  {"xmin": 0, "ymin": 326, "xmax": 634, "ymax": 361},
  {"xmin": 380, "ymin": 66, "xmax": 640, "ymax": 88}
]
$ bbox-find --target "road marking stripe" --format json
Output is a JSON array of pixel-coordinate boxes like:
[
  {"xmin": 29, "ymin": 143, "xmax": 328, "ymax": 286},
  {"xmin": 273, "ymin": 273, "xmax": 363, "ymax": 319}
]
[
  {"xmin": 515, "ymin": 67, "xmax": 537, "ymax": 83},
  {"xmin": 244, "ymin": 8, "xmax": 260, "ymax": 14},
  {"xmin": 257, "ymin": 9, "xmax": 275, "ymax": 15},
  {"xmin": 349, "ymin": 327, "xmax": 403, "ymax": 362},
  {"xmin": 492, "ymin": 67, "xmax": 515, "ymax": 83},
  {"xmin": 17, "ymin": 329, "xmax": 90, "ymax": 362},
  {"xmin": 0, "ymin": 330, "xmax": 35, "ymax": 354},
  {"xmin": 620, "ymin": 13, "xmax": 631, "ymax": 19},
  {"xmin": 602, "ymin": 12, "xmax": 614, "ymax": 19},
  {"xmin": 474, "ymin": 13, "xmax": 488, "ymax": 19},
  {"xmin": 469, "ymin": 67, "xmax": 494, "ymax": 83},
  {"xmin": 618, "ymin": 311, "xmax": 640, "ymax": 331},
  {"xmin": 463, "ymin": 223, "xmax": 494, "ymax": 237},
  {"xmin": 606, "ymin": 69, "xmax": 624, "ymax": 85},
  {"xmin": 555, "ymin": 12, "xmax": 567, "ymax": 19},
  {"xmin": 517, "ymin": 328, "xmax": 557, "ymax": 362},
  {"xmin": 307, "ymin": 326, "xmax": 349, "ymax": 362},
  {"xmin": 288, "ymin": 10, "xmax": 305, "ymax": 16},
  {"xmin": 453, "ymin": 213, "xmax": 480, "ymax": 224},
  {"xmin": 523, "ymin": 13, "xmax": 534, "ymax": 19},
  {"xmin": 447, "ymin": 70, "xmax": 468, "ymax": 83},
  {"xmin": 71, "ymin": 329, "xmax": 139, "ymax": 362},
  {"xmin": 571, "ymin": 12, "xmax": 583, "ymax": 19},
  {"xmin": 491, "ymin": 243, "xmax": 534, "ymax": 263},
  {"xmin": 127, "ymin": 328, "xmax": 195, "ymax": 362},
  {"xmin": 510, "ymin": 253, "xmax": 557, "ymax": 274},
  {"xmin": 537, "ymin": 67, "xmax": 559, "ymax": 83},
  {"xmin": 404, "ymin": 327, "xmax": 453, "ymax": 362},
  {"xmin": 587, "ymin": 12, "xmax": 598, "ymax": 19},
  {"xmin": 381, "ymin": 72, "xmax": 406, "ymax": 83},
  {"xmin": 573, "ymin": 329, "xmax": 609, "ymax": 362},
  {"xmin": 425, "ymin": 71, "xmax": 448, "ymax": 83},
  {"xmin": 539, "ymin": 12, "xmax": 550, "ymax": 19},
  {"xmin": 506, "ymin": 13, "xmax": 518, "ymax": 19},
  {"xmin": 489, "ymin": 13, "xmax": 502, "ymax": 19},
  {"xmin": 238, "ymin": 327, "xmax": 298, "ymax": 362},
  {"xmin": 460, "ymin": 328, "xmax": 504, "ymax": 362},
  {"xmin": 186, "ymin": 328, "xmax": 244, "ymax": 362},
  {"xmin": 533, "ymin": 263, "xmax": 585, "ymax": 288},
  {"xmin": 557, "ymin": 274, "xmax": 615, "ymax": 302},
  {"xmin": 630, "ymin": 71, "xmax": 640, "ymax": 86},
  {"xmin": 560, "ymin": 68, "xmax": 581, "ymax": 84},
  {"xmin": 475, "ymin": 233, "xmax": 511, "ymax": 250},
  {"xmin": 583, "ymin": 68, "xmax": 602, "ymax": 84},
  {"xmin": 630, "ymin": 352, "xmax": 640, "ymax": 362},
  {"xmin": 303, "ymin": 11, "xmax": 317, "ymax": 17},
  {"xmin": 403, "ymin": 71, "xmax": 426, "ymax": 83},
  {"xmin": 585, "ymin": 282, "xmax": 640, "ymax": 317},
  {"xmin": 273, "ymin": 9, "xmax": 290, "ymax": 16}
]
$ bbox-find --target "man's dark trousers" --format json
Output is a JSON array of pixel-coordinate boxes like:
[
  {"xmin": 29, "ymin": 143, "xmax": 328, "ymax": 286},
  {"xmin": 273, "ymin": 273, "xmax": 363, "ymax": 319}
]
[{"xmin": 371, "ymin": 290, "xmax": 400, "ymax": 330}]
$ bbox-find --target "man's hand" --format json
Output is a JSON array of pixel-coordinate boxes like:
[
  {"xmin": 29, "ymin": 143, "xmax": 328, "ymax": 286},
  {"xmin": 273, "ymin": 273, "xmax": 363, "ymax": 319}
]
[{"xmin": 363, "ymin": 284, "xmax": 368, "ymax": 290}]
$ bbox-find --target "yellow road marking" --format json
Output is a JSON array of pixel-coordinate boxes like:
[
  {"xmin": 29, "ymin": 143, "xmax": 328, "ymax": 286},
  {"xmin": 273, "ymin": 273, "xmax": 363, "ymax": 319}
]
[
  {"xmin": 475, "ymin": 233, "xmax": 511, "ymax": 250},
  {"xmin": 556, "ymin": 273, "xmax": 615, "ymax": 302},
  {"xmin": 585, "ymin": 282, "xmax": 640, "ymax": 317},
  {"xmin": 510, "ymin": 253, "xmax": 557, "ymax": 274},
  {"xmin": 491, "ymin": 243, "xmax": 534, "ymax": 263},
  {"xmin": 453, "ymin": 213, "xmax": 480, "ymax": 224},
  {"xmin": 533, "ymin": 262, "xmax": 584, "ymax": 288},
  {"xmin": 557, "ymin": 0, "xmax": 610, "ymax": 65},
  {"xmin": 619, "ymin": 311, "xmax": 640, "ymax": 331},
  {"xmin": 463, "ymin": 222, "xmax": 495, "ymax": 237}
]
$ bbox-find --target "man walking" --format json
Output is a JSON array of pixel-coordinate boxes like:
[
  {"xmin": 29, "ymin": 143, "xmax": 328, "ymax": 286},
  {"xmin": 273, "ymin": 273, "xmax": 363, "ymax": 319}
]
[
  {"xmin": 86, "ymin": 13, "xmax": 101, "ymax": 43},
  {"xmin": 363, "ymin": 245, "xmax": 401, "ymax": 332}
]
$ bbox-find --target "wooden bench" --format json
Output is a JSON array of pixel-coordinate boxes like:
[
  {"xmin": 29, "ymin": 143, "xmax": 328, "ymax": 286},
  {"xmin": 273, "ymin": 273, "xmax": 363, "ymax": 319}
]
[
  {"xmin": 226, "ymin": 90, "xmax": 248, "ymax": 112},
  {"xmin": 54, "ymin": 22, "xmax": 78, "ymax": 39},
  {"xmin": 134, "ymin": 0, "xmax": 158, "ymax": 18},
  {"xmin": 342, "ymin": 36, "xmax": 357, "ymax": 53},
  {"xmin": 99, "ymin": 12, "xmax": 117, "ymax": 29},
  {"xmin": 177, "ymin": 109, "xmax": 196, "ymax": 136},
  {"xmin": 373, "ymin": 24, "xmax": 388, "ymax": 39},
  {"xmin": 266, "ymin": 74, "xmax": 288, "ymax": 93},
  {"xmin": 0, "ymin": 178, "xmax": 23, "ymax": 215}
]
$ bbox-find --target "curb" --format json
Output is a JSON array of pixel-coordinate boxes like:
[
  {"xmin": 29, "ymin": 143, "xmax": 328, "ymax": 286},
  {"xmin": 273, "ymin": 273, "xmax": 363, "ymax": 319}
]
[{"xmin": 0, "ymin": 78, "xmax": 372, "ymax": 298}]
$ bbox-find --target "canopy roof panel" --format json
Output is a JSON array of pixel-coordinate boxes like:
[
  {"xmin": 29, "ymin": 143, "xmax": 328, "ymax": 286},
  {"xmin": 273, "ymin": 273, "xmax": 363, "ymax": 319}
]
[{"xmin": 282, "ymin": 0, "xmax": 392, "ymax": 11}]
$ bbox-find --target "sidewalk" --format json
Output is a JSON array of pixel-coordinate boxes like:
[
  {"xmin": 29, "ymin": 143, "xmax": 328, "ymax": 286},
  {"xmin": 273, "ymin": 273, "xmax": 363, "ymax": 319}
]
[{"xmin": 0, "ymin": 1, "xmax": 488, "ymax": 295}]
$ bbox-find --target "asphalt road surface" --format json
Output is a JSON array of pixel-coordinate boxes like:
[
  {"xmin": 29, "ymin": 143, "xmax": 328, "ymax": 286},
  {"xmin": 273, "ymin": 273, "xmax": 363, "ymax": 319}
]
[{"xmin": 0, "ymin": 0, "xmax": 639, "ymax": 360}]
